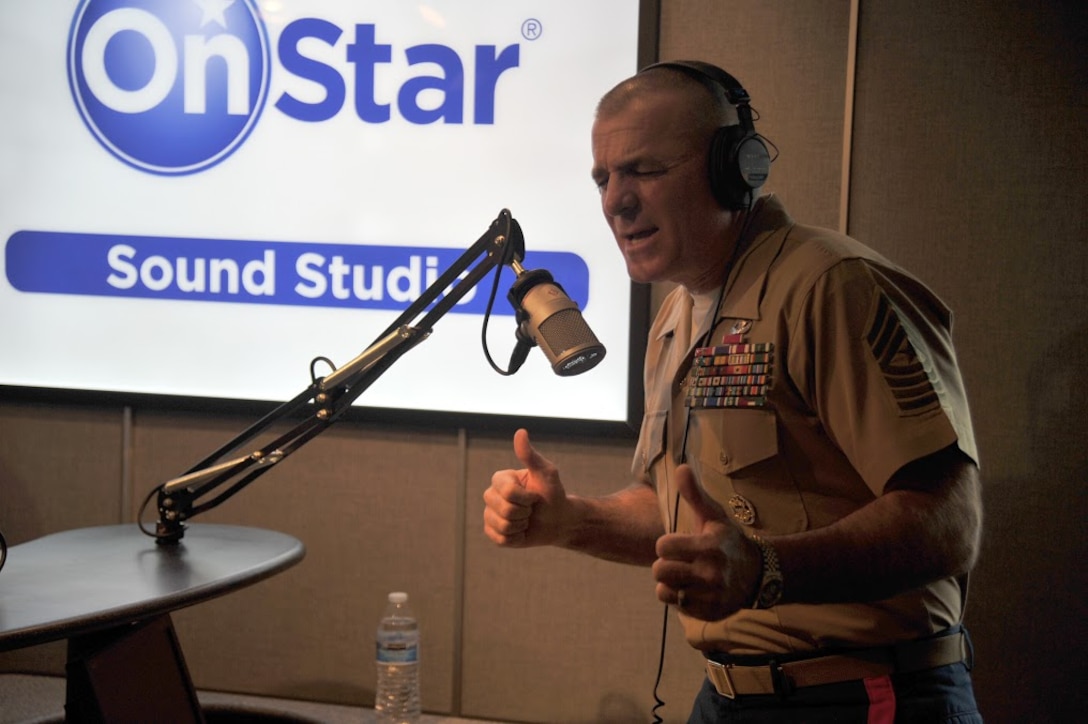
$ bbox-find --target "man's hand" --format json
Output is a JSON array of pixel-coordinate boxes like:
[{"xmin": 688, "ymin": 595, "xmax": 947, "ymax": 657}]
[
  {"xmin": 652, "ymin": 464, "xmax": 763, "ymax": 620},
  {"xmin": 483, "ymin": 429, "xmax": 573, "ymax": 548}
]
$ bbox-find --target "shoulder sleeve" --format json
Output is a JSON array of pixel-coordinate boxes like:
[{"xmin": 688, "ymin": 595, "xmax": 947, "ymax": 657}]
[{"xmin": 788, "ymin": 258, "xmax": 978, "ymax": 493}]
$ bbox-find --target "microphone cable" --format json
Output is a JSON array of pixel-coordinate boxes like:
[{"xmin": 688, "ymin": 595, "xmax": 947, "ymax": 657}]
[
  {"xmin": 480, "ymin": 249, "xmax": 524, "ymax": 376},
  {"xmin": 476, "ymin": 214, "xmax": 533, "ymax": 377}
]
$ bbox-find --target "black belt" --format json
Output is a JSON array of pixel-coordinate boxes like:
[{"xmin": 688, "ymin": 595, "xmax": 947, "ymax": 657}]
[{"xmin": 705, "ymin": 631, "xmax": 970, "ymax": 699}]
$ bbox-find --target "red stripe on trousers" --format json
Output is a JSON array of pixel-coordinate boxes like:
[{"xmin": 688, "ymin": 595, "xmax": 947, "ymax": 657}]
[{"xmin": 864, "ymin": 675, "xmax": 896, "ymax": 724}]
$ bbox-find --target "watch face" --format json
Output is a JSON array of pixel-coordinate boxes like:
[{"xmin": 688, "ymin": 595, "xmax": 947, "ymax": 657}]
[{"xmin": 758, "ymin": 576, "xmax": 784, "ymax": 608}]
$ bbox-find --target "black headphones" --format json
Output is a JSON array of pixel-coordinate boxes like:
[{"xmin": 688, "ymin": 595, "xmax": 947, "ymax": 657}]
[{"xmin": 639, "ymin": 60, "xmax": 771, "ymax": 210}]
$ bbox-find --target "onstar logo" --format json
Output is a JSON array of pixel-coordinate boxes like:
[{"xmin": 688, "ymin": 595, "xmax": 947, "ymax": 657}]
[
  {"xmin": 68, "ymin": 0, "xmax": 271, "ymax": 175},
  {"xmin": 67, "ymin": 0, "xmax": 523, "ymax": 176}
]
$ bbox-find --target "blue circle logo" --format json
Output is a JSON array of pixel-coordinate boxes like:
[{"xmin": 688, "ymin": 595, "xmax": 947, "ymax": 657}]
[{"xmin": 68, "ymin": 0, "xmax": 271, "ymax": 175}]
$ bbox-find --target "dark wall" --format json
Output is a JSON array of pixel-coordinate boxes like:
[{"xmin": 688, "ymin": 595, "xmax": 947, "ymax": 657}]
[{"xmin": 847, "ymin": 2, "xmax": 1087, "ymax": 720}]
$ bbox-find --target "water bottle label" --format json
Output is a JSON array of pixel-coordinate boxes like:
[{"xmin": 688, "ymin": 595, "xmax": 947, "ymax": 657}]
[{"xmin": 377, "ymin": 642, "xmax": 418, "ymax": 664}]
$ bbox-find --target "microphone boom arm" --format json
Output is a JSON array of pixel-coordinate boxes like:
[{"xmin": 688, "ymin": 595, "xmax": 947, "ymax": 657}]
[{"xmin": 150, "ymin": 209, "xmax": 525, "ymax": 544}]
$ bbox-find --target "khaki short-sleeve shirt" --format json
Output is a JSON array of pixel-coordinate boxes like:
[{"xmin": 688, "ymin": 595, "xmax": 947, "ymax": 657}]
[{"xmin": 633, "ymin": 196, "xmax": 977, "ymax": 654}]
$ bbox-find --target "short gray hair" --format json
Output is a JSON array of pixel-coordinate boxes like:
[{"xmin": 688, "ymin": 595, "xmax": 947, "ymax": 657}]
[{"xmin": 595, "ymin": 65, "xmax": 739, "ymax": 130}]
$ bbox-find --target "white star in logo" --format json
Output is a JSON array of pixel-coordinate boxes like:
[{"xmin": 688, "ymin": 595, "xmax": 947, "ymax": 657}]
[{"xmin": 193, "ymin": 0, "xmax": 236, "ymax": 29}]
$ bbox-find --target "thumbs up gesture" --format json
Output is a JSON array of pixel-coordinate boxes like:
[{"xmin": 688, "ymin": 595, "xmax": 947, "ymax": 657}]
[
  {"xmin": 483, "ymin": 429, "xmax": 572, "ymax": 548},
  {"xmin": 652, "ymin": 464, "xmax": 764, "ymax": 621}
]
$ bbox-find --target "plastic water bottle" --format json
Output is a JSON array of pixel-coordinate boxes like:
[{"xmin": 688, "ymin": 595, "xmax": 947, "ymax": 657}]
[{"xmin": 375, "ymin": 591, "xmax": 421, "ymax": 723}]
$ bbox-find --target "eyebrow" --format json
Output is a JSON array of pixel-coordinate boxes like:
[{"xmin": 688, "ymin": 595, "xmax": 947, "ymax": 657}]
[
  {"xmin": 592, "ymin": 149, "xmax": 699, "ymax": 184},
  {"xmin": 591, "ymin": 160, "xmax": 634, "ymax": 187}
]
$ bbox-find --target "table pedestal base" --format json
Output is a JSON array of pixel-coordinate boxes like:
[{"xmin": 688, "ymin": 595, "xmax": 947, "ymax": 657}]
[{"xmin": 66, "ymin": 614, "xmax": 203, "ymax": 723}]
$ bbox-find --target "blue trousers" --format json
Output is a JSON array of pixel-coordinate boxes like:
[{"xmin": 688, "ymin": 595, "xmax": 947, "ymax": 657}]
[{"xmin": 688, "ymin": 661, "xmax": 983, "ymax": 723}]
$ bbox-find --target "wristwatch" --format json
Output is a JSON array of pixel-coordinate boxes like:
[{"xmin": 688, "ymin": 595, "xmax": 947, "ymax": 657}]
[{"xmin": 749, "ymin": 535, "xmax": 784, "ymax": 609}]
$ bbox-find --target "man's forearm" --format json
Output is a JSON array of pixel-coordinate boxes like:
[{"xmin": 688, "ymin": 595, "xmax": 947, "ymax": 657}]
[
  {"xmin": 561, "ymin": 481, "xmax": 664, "ymax": 566},
  {"xmin": 771, "ymin": 449, "xmax": 982, "ymax": 604}
]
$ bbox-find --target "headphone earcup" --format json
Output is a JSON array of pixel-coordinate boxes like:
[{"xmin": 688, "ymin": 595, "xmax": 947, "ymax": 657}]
[{"xmin": 709, "ymin": 125, "xmax": 771, "ymax": 210}]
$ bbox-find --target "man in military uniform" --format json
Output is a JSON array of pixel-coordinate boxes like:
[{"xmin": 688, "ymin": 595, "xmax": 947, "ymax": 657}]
[{"xmin": 483, "ymin": 61, "xmax": 983, "ymax": 722}]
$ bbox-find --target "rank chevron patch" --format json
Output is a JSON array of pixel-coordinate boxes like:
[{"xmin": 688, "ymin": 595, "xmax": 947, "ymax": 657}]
[{"xmin": 866, "ymin": 293, "xmax": 939, "ymax": 414}]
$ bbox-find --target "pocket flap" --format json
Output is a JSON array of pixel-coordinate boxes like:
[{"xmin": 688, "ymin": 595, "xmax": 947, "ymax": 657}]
[{"xmin": 696, "ymin": 408, "xmax": 779, "ymax": 475}]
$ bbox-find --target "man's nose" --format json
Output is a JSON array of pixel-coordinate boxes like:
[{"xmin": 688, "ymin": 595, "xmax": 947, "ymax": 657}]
[{"xmin": 602, "ymin": 179, "xmax": 638, "ymax": 219}]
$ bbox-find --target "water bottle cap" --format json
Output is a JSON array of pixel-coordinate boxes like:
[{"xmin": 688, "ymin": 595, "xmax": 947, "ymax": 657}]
[{"xmin": 388, "ymin": 592, "xmax": 408, "ymax": 603}]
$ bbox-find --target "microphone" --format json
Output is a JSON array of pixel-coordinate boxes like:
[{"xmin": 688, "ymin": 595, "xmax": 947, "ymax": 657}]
[{"xmin": 507, "ymin": 262, "xmax": 606, "ymax": 376}]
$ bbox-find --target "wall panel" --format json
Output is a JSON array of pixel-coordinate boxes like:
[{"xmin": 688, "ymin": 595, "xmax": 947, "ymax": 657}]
[
  {"xmin": 0, "ymin": 401, "xmax": 124, "ymax": 542},
  {"xmin": 658, "ymin": 0, "xmax": 853, "ymax": 230},
  {"xmin": 849, "ymin": 0, "xmax": 1087, "ymax": 721},
  {"xmin": 0, "ymin": 401, "xmax": 125, "ymax": 675}
]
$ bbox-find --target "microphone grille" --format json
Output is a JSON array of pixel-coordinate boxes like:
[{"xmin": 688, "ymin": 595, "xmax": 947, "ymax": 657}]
[
  {"xmin": 539, "ymin": 308, "xmax": 600, "ymax": 351},
  {"xmin": 538, "ymin": 309, "xmax": 606, "ymax": 376}
]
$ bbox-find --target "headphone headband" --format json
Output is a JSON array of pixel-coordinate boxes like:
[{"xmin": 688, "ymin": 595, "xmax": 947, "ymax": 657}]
[{"xmin": 640, "ymin": 60, "xmax": 751, "ymax": 107}]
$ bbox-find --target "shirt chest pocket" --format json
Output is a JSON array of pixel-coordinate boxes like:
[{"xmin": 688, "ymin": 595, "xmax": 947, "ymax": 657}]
[{"xmin": 689, "ymin": 407, "xmax": 809, "ymax": 534}]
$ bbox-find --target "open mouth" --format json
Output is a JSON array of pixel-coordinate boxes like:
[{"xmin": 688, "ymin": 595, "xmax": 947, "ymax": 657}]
[{"xmin": 625, "ymin": 227, "xmax": 657, "ymax": 244}]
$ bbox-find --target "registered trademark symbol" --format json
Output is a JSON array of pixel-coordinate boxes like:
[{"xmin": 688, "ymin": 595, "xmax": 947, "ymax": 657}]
[{"xmin": 521, "ymin": 18, "xmax": 542, "ymax": 40}]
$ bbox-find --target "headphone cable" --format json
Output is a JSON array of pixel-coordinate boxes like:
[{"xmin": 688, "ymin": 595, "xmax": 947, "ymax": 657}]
[
  {"xmin": 650, "ymin": 480, "xmax": 684, "ymax": 723},
  {"xmin": 647, "ymin": 194, "xmax": 756, "ymax": 721}
]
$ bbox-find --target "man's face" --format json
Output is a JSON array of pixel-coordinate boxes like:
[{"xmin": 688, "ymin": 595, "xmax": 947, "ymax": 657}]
[{"xmin": 591, "ymin": 88, "xmax": 735, "ymax": 292}]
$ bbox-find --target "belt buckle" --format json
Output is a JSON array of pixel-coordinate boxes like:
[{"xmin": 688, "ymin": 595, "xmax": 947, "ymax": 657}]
[{"xmin": 705, "ymin": 659, "xmax": 738, "ymax": 699}]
